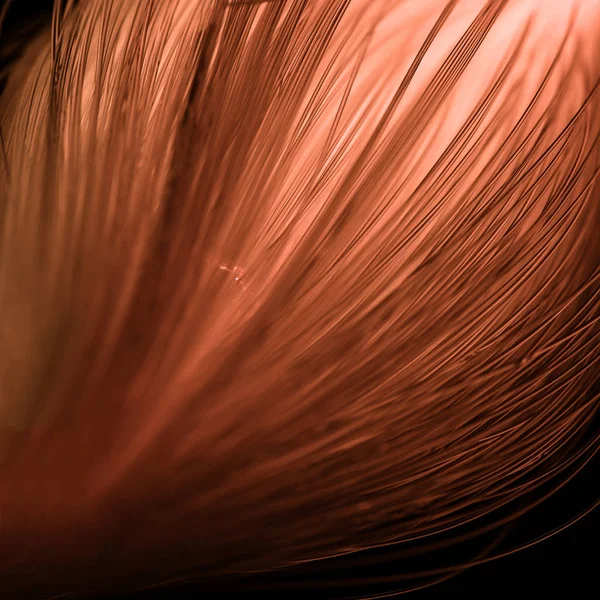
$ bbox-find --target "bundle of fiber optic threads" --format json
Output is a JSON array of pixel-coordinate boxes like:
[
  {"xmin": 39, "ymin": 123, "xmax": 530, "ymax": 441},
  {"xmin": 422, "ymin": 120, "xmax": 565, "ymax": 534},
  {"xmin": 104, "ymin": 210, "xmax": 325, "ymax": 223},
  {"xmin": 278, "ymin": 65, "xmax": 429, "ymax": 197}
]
[{"xmin": 0, "ymin": 0, "xmax": 599, "ymax": 597}]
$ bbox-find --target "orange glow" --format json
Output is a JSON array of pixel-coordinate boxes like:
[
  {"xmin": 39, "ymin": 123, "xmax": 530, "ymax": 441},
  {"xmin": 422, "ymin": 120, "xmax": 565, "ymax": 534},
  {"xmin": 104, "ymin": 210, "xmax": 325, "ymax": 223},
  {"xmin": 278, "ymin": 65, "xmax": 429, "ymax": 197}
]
[{"xmin": 0, "ymin": 0, "xmax": 599, "ymax": 597}]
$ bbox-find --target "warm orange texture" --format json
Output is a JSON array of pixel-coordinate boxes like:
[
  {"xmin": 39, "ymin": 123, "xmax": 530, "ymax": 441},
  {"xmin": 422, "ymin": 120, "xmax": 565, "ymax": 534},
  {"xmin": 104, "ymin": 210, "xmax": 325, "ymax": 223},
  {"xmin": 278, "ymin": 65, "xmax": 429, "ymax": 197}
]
[{"xmin": 0, "ymin": 0, "xmax": 599, "ymax": 596}]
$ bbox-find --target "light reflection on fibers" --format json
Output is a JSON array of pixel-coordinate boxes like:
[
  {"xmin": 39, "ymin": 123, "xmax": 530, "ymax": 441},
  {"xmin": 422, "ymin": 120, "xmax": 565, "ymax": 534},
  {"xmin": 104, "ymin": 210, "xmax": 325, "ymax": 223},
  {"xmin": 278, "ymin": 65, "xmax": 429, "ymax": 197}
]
[{"xmin": 0, "ymin": 0, "xmax": 599, "ymax": 597}]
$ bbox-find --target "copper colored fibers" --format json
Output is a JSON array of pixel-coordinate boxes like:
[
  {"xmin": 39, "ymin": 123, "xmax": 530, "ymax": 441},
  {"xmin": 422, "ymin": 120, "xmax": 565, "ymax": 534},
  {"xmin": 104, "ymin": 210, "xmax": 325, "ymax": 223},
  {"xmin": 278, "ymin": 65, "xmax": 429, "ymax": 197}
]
[{"xmin": 0, "ymin": 0, "xmax": 599, "ymax": 596}]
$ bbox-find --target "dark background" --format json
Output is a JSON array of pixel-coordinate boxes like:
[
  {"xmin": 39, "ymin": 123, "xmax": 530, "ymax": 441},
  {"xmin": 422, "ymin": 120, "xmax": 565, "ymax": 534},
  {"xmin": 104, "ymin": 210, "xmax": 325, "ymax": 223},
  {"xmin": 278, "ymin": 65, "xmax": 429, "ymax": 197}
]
[{"xmin": 2, "ymin": 1, "xmax": 598, "ymax": 597}]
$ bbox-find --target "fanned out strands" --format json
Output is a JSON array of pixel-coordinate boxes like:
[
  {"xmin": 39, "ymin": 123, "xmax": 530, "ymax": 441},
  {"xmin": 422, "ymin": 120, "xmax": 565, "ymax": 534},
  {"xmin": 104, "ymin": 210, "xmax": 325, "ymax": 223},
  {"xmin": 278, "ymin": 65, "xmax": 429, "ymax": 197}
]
[{"xmin": 0, "ymin": 0, "xmax": 599, "ymax": 597}]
